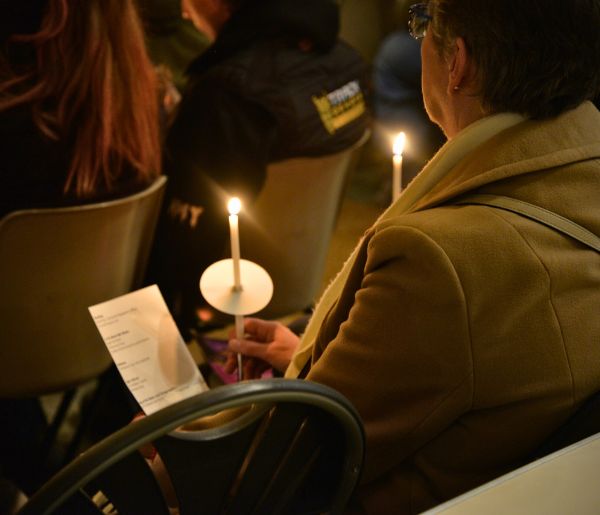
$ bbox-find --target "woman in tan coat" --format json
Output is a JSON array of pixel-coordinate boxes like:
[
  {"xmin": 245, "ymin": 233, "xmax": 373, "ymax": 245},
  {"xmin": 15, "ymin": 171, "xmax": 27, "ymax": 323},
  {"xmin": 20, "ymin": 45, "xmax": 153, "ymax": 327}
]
[{"xmin": 226, "ymin": 0, "xmax": 600, "ymax": 512}]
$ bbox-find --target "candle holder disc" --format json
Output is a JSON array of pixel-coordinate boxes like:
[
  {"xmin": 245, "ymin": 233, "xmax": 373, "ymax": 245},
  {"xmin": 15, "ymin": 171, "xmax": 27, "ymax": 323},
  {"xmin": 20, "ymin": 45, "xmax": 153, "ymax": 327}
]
[{"xmin": 199, "ymin": 258, "xmax": 273, "ymax": 316}]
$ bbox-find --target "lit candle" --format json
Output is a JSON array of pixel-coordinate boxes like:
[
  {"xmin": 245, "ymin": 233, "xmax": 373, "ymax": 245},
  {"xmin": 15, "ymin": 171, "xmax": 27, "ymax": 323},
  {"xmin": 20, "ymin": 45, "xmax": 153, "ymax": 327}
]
[
  {"xmin": 228, "ymin": 197, "xmax": 242, "ymax": 291},
  {"xmin": 228, "ymin": 197, "xmax": 244, "ymax": 381},
  {"xmin": 392, "ymin": 132, "xmax": 406, "ymax": 202}
]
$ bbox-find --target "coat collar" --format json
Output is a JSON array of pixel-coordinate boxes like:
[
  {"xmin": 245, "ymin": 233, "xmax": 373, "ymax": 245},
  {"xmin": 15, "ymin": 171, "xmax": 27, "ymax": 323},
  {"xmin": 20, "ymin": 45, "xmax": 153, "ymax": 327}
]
[
  {"xmin": 411, "ymin": 101, "xmax": 600, "ymax": 212},
  {"xmin": 285, "ymin": 101, "xmax": 600, "ymax": 378}
]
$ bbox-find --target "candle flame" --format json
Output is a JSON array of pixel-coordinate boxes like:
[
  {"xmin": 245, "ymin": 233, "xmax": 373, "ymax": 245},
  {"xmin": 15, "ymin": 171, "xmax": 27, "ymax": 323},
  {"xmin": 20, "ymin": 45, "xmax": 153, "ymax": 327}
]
[
  {"xmin": 228, "ymin": 197, "xmax": 241, "ymax": 215},
  {"xmin": 393, "ymin": 132, "xmax": 406, "ymax": 156}
]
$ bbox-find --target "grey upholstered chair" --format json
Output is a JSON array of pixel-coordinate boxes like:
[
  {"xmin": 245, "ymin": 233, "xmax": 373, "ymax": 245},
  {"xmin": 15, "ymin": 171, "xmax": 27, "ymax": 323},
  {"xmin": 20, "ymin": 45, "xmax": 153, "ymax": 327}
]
[
  {"xmin": 240, "ymin": 131, "xmax": 370, "ymax": 319},
  {"xmin": 0, "ymin": 176, "xmax": 167, "ymax": 460}
]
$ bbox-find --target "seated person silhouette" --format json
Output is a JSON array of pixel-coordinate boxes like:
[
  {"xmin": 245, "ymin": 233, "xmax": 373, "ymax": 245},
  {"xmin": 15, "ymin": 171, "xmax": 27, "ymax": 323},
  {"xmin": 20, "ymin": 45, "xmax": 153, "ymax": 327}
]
[
  {"xmin": 137, "ymin": 0, "xmax": 210, "ymax": 93},
  {"xmin": 224, "ymin": 0, "xmax": 600, "ymax": 512},
  {"xmin": 148, "ymin": 0, "xmax": 370, "ymax": 335},
  {"xmin": 0, "ymin": 0, "xmax": 160, "ymax": 497},
  {"xmin": 373, "ymin": 28, "xmax": 445, "ymax": 188}
]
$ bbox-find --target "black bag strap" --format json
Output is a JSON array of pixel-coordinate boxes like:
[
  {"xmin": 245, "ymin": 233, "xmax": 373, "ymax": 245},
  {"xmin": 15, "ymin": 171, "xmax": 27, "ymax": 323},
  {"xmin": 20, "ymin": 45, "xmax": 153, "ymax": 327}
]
[{"xmin": 454, "ymin": 194, "xmax": 600, "ymax": 253}]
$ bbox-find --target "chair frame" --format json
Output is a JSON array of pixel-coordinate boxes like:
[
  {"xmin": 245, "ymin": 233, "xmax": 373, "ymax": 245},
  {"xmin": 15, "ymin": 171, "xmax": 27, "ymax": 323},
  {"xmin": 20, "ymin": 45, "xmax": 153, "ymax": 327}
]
[{"xmin": 20, "ymin": 378, "xmax": 365, "ymax": 515}]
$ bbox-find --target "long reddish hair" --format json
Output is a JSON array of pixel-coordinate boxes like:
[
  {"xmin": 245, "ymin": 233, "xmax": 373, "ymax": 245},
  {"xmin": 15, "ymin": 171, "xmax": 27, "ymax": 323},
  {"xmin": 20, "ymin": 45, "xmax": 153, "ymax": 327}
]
[{"xmin": 0, "ymin": 0, "xmax": 160, "ymax": 197}]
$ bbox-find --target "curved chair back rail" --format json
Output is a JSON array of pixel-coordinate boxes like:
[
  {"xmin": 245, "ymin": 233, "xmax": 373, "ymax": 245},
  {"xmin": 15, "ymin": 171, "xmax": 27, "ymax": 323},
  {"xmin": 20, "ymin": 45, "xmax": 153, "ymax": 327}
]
[
  {"xmin": 19, "ymin": 378, "xmax": 365, "ymax": 515},
  {"xmin": 0, "ymin": 176, "xmax": 167, "ymax": 397},
  {"xmin": 241, "ymin": 131, "xmax": 370, "ymax": 319}
]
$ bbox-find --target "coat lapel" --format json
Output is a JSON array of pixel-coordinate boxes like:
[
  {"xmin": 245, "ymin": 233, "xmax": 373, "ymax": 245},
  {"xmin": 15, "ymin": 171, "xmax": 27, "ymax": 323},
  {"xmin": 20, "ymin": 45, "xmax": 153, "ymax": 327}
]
[{"xmin": 410, "ymin": 102, "xmax": 600, "ymax": 213}]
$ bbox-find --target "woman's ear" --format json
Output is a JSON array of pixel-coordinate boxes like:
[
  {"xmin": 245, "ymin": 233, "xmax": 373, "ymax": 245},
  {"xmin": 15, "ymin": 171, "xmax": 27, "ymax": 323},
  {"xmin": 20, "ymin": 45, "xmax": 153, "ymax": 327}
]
[{"xmin": 447, "ymin": 37, "xmax": 473, "ymax": 94}]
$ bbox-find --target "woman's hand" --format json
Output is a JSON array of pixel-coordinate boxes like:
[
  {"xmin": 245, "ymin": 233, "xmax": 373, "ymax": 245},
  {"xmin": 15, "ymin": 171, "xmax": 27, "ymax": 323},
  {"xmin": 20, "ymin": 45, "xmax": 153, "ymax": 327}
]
[{"xmin": 224, "ymin": 318, "xmax": 300, "ymax": 379}]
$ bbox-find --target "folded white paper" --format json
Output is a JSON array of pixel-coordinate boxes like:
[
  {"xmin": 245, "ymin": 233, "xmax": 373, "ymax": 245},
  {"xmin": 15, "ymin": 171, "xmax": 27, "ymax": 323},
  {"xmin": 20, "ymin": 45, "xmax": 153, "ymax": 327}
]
[{"xmin": 89, "ymin": 285, "xmax": 208, "ymax": 414}]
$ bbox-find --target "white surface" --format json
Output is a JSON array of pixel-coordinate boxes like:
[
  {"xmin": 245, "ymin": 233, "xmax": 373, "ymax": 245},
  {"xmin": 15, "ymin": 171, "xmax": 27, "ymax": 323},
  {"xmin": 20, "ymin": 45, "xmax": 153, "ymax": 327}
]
[
  {"xmin": 423, "ymin": 432, "xmax": 600, "ymax": 515},
  {"xmin": 200, "ymin": 259, "xmax": 273, "ymax": 315}
]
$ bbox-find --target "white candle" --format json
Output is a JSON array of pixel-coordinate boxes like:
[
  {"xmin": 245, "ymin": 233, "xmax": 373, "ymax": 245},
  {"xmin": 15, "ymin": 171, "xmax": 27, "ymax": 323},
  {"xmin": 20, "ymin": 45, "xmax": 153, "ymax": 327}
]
[
  {"xmin": 392, "ymin": 132, "xmax": 406, "ymax": 202},
  {"xmin": 228, "ymin": 197, "xmax": 242, "ymax": 291},
  {"xmin": 228, "ymin": 197, "xmax": 244, "ymax": 381}
]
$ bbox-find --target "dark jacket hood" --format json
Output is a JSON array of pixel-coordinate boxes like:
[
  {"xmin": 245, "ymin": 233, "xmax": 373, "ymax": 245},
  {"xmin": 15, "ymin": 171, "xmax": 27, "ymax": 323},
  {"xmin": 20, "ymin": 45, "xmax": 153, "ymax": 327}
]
[{"xmin": 188, "ymin": 0, "xmax": 340, "ymax": 74}]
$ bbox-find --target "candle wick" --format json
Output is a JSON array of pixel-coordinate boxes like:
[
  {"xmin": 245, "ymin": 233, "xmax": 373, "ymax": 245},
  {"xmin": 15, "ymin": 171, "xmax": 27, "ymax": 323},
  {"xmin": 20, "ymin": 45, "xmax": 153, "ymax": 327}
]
[{"xmin": 232, "ymin": 284, "xmax": 244, "ymax": 293}]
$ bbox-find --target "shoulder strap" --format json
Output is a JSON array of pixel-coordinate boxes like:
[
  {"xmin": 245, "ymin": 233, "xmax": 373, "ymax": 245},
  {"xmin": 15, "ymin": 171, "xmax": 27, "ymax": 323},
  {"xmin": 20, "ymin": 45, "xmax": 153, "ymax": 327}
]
[{"xmin": 454, "ymin": 194, "xmax": 600, "ymax": 253}]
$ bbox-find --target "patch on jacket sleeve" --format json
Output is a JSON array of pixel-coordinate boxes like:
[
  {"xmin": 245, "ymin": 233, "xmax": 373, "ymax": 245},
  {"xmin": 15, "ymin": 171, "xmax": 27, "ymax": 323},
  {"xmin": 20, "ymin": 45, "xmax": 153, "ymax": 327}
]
[{"xmin": 312, "ymin": 80, "xmax": 366, "ymax": 134}]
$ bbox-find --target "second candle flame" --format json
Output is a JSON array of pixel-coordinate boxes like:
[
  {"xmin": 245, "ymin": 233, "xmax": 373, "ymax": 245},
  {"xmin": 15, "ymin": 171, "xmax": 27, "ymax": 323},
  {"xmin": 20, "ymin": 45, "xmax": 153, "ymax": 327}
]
[{"xmin": 393, "ymin": 132, "xmax": 406, "ymax": 156}]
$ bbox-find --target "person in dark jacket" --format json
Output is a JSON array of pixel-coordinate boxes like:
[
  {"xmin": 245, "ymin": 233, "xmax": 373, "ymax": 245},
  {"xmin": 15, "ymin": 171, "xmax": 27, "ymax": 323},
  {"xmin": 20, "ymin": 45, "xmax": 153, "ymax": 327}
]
[
  {"xmin": 137, "ymin": 0, "xmax": 210, "ymax": 93},
  {"xmin": 149, "ymin": 0, "xmax": 370, "ymax": 333}
]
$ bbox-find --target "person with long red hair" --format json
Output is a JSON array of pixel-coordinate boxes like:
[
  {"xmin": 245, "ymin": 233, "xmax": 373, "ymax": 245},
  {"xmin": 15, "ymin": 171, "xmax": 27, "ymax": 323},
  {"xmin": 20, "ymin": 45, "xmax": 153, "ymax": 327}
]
[
  {"xmin": 0, "ymin": 0, "xmax": 161, "ymax": 218},
  {"xmin": 0, "ymin": 0, "xmax": 161, "ymax": 503}
]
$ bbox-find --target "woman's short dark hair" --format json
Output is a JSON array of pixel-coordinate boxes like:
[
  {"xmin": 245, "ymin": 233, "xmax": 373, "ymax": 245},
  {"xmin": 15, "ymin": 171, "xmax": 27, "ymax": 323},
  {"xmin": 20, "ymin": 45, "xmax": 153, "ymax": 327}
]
[{"xmin": 429, "ymin": 0, "xmax": 600, "ymax": 119}]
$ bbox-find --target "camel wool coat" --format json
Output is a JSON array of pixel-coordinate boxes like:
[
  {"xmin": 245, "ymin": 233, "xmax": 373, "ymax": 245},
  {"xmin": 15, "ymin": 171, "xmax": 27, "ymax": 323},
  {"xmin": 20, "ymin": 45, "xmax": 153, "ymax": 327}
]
[{"xmin": 306, "ymin": 101, "xmax": 600, "ymax": 514}]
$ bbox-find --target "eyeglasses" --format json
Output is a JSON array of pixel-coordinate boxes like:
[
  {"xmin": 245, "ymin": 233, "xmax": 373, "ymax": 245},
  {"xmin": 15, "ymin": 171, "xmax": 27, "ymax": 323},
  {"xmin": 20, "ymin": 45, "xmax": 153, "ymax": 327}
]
[{"xmin": 408, "ymin": 3, "xmax": 432, "ymax": 40}]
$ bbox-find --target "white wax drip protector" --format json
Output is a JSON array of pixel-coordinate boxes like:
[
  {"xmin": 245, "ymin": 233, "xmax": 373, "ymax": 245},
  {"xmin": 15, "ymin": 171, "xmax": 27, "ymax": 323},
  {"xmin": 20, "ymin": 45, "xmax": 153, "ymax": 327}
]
[{"xmin": 199, "ymin": 259, "xmax": 273, "ymax": 315}]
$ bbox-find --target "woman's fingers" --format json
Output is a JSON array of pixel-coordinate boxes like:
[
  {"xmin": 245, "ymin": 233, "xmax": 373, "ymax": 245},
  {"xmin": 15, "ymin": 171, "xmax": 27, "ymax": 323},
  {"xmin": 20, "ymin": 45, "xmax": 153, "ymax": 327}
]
[
  {"xmin": 229, "ymin": 338, "xmax": 269, "ymax": 360},
  {"xmin": 243, "ymin": 318, "xmax": 281, "ymax": 341},
  {"xmin": 223, "ymin": 352, "xmax": 238, "ymax": 373}
]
